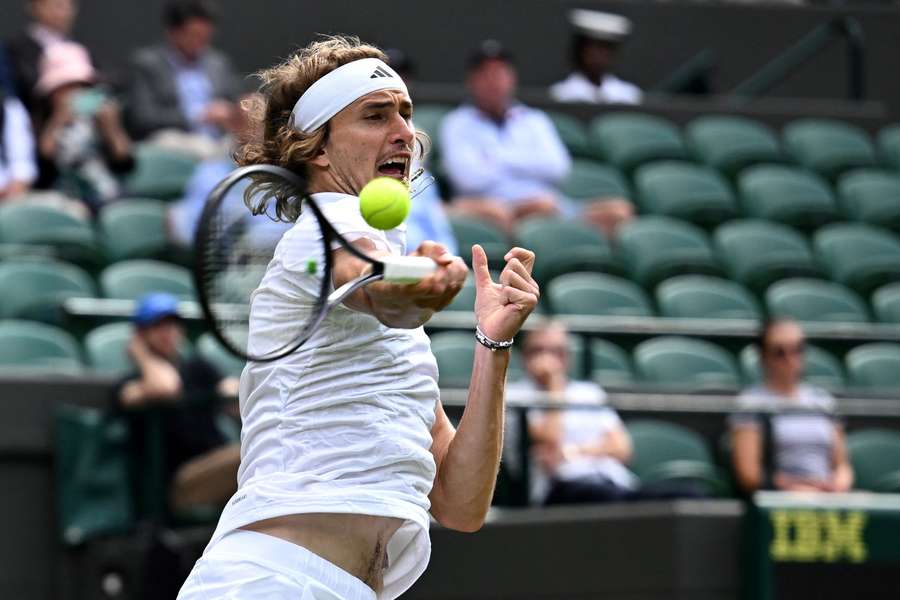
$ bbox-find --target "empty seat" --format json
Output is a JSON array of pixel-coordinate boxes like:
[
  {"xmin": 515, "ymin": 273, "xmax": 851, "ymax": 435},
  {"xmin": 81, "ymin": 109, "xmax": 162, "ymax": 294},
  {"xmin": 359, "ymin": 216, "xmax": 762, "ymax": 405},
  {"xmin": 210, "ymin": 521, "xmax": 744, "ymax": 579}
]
[
  {"xmin": 547, "ymin": 272, "xmax": 653, "ymax": 317},
  {"xmin": 617, "ymin": 216, "xmax": 720, "ymax": 289},
  {"xmin": 0, "ymin": 202, "xmax": 100, "ymax": 266},
  {"xmin": 587, "ymin": 113, "xmax": 686, "ymax": 171},
  {"xmin": 100, "ymin": 260, "xmax": 195, "ymax": 301},
  {"xmin": 627, "ymin": 419, "xmax": 725, "ymax": 495},
  {"xmin": 633, "ymin": 336, "xmax": 741, "ymax": 390},
  {"xmin": 872, "ymin": 282, "xmax": 900, "ymax": 324},
  {"xmin": 99, "ymin": 200, "xmax": 169, "ymax": 262},
  {"xmin": 561, "ymin": 159, "xmax": 630, "ymax": 201},
  {"xmin": 837, "ymin": 169, "xmax": 900, "ymax": 231},
  {"xmin": 196, "ymin": 332, "xmax": 245, "ymax": 378},
  {"xmin": 739, "ymin": 344, "xmax": 846, "ymax": 391},
  {"xmin": 515, "ymin": 217, "xmax": 617, "ymax": 286},
  {"xmin": 634, "ymin": 161, "xmax": 738, "ymax": 227},
  {"xmin": 590, "ymin": 339, "xmax": 634, "ymax": 387},
  {"xmin": 846, "ymin": 343, "xmax": 900, "ymax": 391},
  {"xmin": 685, "ymin": 115, "xmax": 782, "ymax": 176},
  {"xmin": 445, "ymin": 276, "xmax": 476, "ymax": 312},
  {"xmin": 656, "ymin": 275, "xmax": 761, "ymax": 320},
  {"xmin": 738, "ymin": 165, "xmax": 838, "ymax": 230},
  {"xmin": 546, "ymin": 111, "xmax": 590, "ymax": 158},
  {"xmin": 766, "ymin": 278, "xmax": 869, "ymax": 323},
  {"xmin": 0, "ymin": 319, "xmax": 83, "ymax": 373},
  {"xmin": 783, "ymin": 119, "xmax": 877, "ymax": 179},
  {"xmin": 83, "ymin": 322, "xmax": 134, "ymax": 375},
  {"xmin": 847, "ymin": 429, "xmax": 900, "ymax": 492},
  {"xmin": 714, "ymin": 219, "xmax": 820, "ymax": 292},
  {"xmin": 430, "ymin": 331, "xmax": 474, "ymax": 388},
  {"xmin": 448, "ymin": 216, "xmax": 508, "ymax": 268},
  {"xmin": 878, "ymin": 124, "xmax": 900, "ymax": 171},
  {"xmin": 814, "ymin": 223, "xmax": 900, "ymax": 295},
  {"xmin": 124, "ymin": 144, "xmax": 198, "ymax": 200},
  {"xmin": 0, "ymin": 259, "xmax": 96, "ymax": 323}
]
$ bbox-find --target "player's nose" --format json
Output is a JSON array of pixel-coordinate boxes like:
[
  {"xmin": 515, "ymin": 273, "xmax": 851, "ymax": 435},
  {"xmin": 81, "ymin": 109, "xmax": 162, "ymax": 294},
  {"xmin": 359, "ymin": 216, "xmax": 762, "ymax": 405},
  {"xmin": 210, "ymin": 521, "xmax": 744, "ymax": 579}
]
[{"xmin": 388, "ymin": 113, "xmax": 415, "ymax": 146}]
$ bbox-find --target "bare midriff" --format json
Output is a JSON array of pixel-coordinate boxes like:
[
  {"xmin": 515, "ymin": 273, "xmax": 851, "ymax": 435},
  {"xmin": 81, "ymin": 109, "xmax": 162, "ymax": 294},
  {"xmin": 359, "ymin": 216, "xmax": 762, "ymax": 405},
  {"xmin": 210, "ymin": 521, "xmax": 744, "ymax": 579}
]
[{"xmin": 240, "ymin": 513, "xmax": 404, "ymax": 593}]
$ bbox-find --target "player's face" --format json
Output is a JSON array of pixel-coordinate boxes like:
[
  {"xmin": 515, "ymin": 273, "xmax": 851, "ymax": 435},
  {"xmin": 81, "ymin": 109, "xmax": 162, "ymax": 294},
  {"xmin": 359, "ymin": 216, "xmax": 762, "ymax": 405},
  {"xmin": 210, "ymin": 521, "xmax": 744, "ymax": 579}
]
[
  {"xmin": 312, "ymin": 89, "xmax": 415, "ymax": 195},
  {"xmin": 762, "ymin": 322, "xmax": 806, "ymax": 383}
]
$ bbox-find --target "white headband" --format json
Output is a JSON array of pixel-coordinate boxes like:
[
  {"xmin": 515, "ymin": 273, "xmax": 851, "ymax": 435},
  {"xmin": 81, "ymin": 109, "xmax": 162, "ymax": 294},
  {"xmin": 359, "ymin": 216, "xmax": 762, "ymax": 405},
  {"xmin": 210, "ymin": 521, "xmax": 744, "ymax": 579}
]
[{"xmin": 290, "ymin": 58, "xmax": 408, "ymax": 133}]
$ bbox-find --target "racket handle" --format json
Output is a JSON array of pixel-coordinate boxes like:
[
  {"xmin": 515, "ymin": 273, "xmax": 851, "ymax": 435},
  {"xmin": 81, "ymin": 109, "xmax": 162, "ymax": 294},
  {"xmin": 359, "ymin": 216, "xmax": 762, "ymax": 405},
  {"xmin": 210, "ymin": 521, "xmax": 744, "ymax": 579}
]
[{"xmin": 381, "ymin": 255, "xmax": 437, "ymax": 283}]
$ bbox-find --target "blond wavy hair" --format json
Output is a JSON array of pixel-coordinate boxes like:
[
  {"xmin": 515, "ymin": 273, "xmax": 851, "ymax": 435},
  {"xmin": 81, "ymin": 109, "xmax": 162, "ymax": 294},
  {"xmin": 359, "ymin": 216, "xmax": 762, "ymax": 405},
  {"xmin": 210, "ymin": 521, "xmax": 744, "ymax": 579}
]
[{"xmin": 236, "ymin": 35, "xmax": 427, "ymax": 222}]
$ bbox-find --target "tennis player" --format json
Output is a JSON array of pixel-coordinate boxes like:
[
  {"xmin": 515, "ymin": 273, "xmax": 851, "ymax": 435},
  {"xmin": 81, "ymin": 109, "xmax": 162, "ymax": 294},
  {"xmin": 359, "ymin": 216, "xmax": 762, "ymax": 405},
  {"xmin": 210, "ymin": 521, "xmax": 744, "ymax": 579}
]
[{"xmin": 177, "ymin": 36, "xmax": 539, "ymax": 600}]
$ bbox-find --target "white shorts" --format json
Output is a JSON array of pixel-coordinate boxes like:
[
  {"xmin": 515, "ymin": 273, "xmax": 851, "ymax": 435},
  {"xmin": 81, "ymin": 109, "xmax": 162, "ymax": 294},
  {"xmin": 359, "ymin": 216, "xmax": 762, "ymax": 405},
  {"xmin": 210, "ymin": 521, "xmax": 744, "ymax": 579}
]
[{"xmin": 177, "ymin": 529, "xmax": 377, "ymax": 600}]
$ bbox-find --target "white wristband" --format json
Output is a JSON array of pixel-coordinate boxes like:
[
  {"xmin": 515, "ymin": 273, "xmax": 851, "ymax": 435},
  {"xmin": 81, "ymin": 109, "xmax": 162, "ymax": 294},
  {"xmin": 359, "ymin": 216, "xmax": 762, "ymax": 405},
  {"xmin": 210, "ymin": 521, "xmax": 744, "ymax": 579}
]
[{"xmin": 474, "ymin": 325, "xmax": 514, "ymax": 351}]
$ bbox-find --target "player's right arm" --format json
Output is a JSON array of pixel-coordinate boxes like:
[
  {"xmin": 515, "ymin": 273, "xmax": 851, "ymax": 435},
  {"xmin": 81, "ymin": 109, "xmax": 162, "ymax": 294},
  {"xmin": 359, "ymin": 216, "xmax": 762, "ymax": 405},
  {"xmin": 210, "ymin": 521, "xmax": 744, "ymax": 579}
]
[{"xmin": 332, "ymin": 238, "xmax": 468, "ymax": 328}]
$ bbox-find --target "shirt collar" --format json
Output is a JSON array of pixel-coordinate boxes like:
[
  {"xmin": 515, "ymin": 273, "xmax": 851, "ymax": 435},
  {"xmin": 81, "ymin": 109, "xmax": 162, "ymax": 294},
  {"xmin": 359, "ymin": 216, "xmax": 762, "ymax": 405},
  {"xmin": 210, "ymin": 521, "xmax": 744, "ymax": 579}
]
[{"xmin": 29, "ymin": 24, "xmax": 66, "ymax": 47}]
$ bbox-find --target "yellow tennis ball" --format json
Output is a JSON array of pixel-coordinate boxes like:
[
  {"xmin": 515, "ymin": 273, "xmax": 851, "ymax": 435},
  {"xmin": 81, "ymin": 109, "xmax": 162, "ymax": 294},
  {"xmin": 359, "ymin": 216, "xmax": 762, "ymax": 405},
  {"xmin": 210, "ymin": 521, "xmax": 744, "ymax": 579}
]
[{"xmin": 359, "ymin": 177, "xmax": 410, "ymax": 230}]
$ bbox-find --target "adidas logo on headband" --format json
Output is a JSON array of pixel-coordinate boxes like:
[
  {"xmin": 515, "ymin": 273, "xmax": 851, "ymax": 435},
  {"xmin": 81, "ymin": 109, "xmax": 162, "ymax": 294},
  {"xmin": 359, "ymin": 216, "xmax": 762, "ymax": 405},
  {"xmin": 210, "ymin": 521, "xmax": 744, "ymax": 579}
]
[{"xmin": 370, "ymin": 66, "xmax": 392, "ymax": 79}]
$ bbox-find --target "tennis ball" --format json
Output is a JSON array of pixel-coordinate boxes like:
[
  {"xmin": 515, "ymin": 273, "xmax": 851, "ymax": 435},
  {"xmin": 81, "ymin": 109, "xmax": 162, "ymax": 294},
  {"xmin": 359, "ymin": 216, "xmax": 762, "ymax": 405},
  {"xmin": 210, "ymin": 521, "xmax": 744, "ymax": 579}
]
[{"xmin": 359, "ymin": 177, "xmax": 410, "ymax": 230}]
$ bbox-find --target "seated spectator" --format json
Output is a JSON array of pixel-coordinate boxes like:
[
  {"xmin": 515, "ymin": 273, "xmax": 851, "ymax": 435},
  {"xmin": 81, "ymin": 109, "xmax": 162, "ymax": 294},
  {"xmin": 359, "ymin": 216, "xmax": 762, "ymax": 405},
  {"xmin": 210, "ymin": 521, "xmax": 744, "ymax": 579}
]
[
  {"xmin": 126, "ymin": 0, "xmax": 239, "ymax": 159},
  {"xmin": 730, "ymin": 318, "xmax": 854, "ymax": 495},
  {"xmin": 114, "ymin": 292, "xmax": 240, "ymax": 511},
  {"xmin": 0, "ymin": 91, "xmax": 38, "ymax": 200},
  {"xmin": 35, "ymin": 42, "xmax": 134, "ymax": 207},
  {"xmin": 509, "ymin": 321, "xmax": 637, "ymax": 505},
  {"xmin": 550, "ymin": 9, "xmax": 642, "ymax": 105}
]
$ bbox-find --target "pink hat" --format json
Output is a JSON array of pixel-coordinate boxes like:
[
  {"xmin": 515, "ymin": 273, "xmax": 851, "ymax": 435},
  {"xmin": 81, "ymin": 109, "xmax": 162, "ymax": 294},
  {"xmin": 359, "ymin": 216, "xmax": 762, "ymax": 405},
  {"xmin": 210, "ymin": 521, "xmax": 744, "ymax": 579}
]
[{"xmin": 35, "ymin": 42, "xmax": 96, "ymax": 95}]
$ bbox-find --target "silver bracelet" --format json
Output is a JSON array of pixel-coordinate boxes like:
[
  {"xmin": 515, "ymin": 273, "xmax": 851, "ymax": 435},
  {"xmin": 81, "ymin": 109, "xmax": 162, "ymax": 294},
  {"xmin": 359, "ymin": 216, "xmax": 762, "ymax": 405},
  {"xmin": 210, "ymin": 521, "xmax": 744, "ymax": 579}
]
[{"xmin": 475, "ymin": 325, "xmax": 514, "ymax": 351}]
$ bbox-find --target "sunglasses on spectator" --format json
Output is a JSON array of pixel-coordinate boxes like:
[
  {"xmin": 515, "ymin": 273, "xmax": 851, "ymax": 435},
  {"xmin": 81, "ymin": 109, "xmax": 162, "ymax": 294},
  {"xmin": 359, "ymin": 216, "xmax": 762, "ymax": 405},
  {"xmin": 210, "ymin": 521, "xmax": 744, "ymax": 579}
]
[{"xmin": 766, "ymin": 342, "xmax": 806, "ymax": 359}]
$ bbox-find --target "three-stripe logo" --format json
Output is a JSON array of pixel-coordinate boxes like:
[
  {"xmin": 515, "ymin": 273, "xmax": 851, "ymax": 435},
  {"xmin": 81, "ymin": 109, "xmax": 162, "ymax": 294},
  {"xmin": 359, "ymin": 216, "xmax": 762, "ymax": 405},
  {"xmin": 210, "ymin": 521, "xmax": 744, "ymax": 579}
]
[{"xmin": 370, "ymin": 66, "xmax": 392, "ymax": 79}]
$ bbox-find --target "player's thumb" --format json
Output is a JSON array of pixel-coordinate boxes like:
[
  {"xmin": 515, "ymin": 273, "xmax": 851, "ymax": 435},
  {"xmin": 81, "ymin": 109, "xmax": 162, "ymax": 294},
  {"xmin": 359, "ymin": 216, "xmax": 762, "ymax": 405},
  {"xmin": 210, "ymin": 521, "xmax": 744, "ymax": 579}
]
[{"xmin": 471, "ymin": 244, "xmax": 492, "ymax": 287}]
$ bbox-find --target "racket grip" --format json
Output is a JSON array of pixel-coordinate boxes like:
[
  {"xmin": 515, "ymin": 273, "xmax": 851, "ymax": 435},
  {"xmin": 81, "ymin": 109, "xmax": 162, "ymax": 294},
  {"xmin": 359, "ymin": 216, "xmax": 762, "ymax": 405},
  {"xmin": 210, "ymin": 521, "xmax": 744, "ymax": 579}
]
[{"xmin": 381, "ymin": 255, "xmax": 438, "ymax": 283}]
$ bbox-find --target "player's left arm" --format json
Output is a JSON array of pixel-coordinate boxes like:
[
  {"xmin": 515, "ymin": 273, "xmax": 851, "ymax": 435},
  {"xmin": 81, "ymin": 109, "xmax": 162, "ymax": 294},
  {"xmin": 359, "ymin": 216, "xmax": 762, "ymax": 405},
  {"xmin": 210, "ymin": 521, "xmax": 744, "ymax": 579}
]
[{"xmin": 429, "ymin": 245, "xmax": 538, "ymax": 532}]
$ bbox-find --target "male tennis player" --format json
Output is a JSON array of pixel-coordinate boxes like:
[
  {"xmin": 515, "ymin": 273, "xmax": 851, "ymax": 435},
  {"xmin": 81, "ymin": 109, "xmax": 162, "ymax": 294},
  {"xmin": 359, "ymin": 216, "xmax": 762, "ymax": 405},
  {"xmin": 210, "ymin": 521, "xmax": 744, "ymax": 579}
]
[{"xmin": 177, "ymin": 36, "xmax": 539, "ymax": 600}]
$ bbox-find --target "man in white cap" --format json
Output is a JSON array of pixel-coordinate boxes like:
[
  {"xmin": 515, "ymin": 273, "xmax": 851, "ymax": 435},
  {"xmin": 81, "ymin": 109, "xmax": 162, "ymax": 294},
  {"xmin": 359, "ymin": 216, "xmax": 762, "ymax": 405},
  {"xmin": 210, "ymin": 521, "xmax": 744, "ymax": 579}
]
[{"xmin": 550, "ymin": 9, "xmax": 642, "ymax": 105}]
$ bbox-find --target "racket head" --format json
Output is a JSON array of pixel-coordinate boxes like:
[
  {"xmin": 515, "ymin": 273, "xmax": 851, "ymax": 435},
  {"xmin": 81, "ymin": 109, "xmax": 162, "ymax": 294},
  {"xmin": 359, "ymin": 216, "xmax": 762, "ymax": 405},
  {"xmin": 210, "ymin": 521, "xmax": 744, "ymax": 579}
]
[{"xmin": 194, "ymin": 164, "xmax": 331, "ymax": 362}]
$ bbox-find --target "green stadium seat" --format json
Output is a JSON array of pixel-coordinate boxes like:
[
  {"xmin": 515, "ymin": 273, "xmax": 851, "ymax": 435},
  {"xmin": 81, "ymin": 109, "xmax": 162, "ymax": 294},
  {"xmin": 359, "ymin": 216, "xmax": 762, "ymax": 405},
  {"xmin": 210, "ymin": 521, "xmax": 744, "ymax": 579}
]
[
  {"xmin": 766, "ymin": 278, "xmax": 869, "ymax": 323},
  {"xmin": 83, "ymin": 322, "xmax": 134, "ymax": 375},
  {"xmin": 590, "ymin": 339, "xmax": 634, "ymax": 388},
  {"xmin": 814, "ymin": 223, "xmax": 900, "ymax": 296},
  {"xmin": 546, "ymin": 272, "xmax": 653, "ymax": 317},
  {"xmin": 430, "ymin": 331, "xmax": 474, "ymax": 388},
  {"xmin": 627, "ymin": 420, "xmax": 726, "ymax": 495},
  {"xmin": 546, "ymin": 111, "xmax": 590, "ymax": 158},
  {"xmin": 656, "ymin": 275, "xmax": 761, "ymax": 320},
  {"xmin": 123, "ymin": 144, "xmax": 198, "ymax": 200},
  {"xmin": 847, "ymin": 429, "xmax": 900, "ymax": 492},
  {"xmin": 560, "ymin": 159, "xmax": 630, "ymax": 201},
  {"xmin": 587, "ymin": 113, "xmax": 686, "ymax": 171},
  {"xmin": 846, "ymin": 343, "xmax": 900, "ymax": 392},
  {"xmin": 634, "ymin": 161, "xmax": 738, "ymax": 228},
  {"xmin": 100, "ymin": 260, "xmax": 196, "ymax": 301},
  {"xmin": 0, "ymin": 202, "xmax": 101, "ymax": 267},
  {"xmin": 738, "ymin": 164, "xmax": 839, "ymax": 231},
  {"xmin": 878, "ymin": 124, "xmax": 900, "ymax": 171},
  {"xmin": 0, "ymin": 260, "xmax": 96, "ymax": 324},
  {"xmin": 0, "ymin": 319, "xmax": 83, "ymax": 374},
  {"xmin": 617, "ymin": 216, "xmax": 721, "ymax": 289},
  {"xmin": 685, "ymin": 115, "xmax": 782, "ymax": 176},
  {"xmin": 837, "ymin": 169, "xmax": 900, "ymax": 231},
  {"xmin": 445, "ymin": 276, "xmax": 476, "ymax": 312},
  {"xmin": 783, "ymin": 119, "xmax": 877, "ymax": 179},
  {"xmin": 634, "ymin": 336, "xmax": 740, "ymax": 390},
  {"xmin": 196, "ymin": 332, "xmax": 245, "ymax": 378},
  {"xmin": 99, "ymin": 200, "xmax": 169, "ymax": 262},
  {"xmin": 413, "ymin": 104, "xmax": 453, "ymax": 160},
  {"xmin": 448, "ymin": 215, "xmax": 508, "ymax": 268},
  {"xmin": 714, "ymin": 219, "xmax": 820, "ymax": 293},
  {"xmin": 872, "ymin": 282, "xmax": 900, "ymax": 324},
  {"xmin": 739, "ymin": 344, "xmax": 846, "ymax": 391},
  {"xmin": 515, "ymin": 217, "xmax": 617, "ymax": 287}
]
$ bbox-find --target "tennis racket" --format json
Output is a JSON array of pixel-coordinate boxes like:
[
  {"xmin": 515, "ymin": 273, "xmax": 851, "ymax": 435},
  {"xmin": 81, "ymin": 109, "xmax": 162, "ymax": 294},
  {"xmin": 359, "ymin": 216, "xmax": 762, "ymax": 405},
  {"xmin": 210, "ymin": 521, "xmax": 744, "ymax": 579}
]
[{"xmin": 194, "ymin": 164, "xmax": 436, "ymax": 362}]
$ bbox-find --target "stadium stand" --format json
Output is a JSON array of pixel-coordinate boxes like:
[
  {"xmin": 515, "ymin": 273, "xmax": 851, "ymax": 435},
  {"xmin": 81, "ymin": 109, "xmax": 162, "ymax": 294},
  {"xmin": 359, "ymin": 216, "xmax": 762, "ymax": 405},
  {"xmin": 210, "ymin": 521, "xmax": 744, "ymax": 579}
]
[
  {"xmin": 655, "ymin": 275, "xmax": 761, "ymax": 321},
  {"xmin": 633, "ymin": 160, "xmax": 738, "ymax": 228},
  {"xmin": 737, "ymin": 164, "xmax": 839, "ymax": 231},
  {"xmin": 0, "ymin": 259, "xmax": 96, "ymax": 324},
  {"xmin": 447, "ymin": 215, "xmax": 508, "ymax": 267},
  {"xmin": 632, "ymin": 336, "xmax": 741, "ymax": 390},
  {"xmin": 83, "ymin": 322, "xmax": 137, "ymax": 375},
  {"xmin": 560, "ymin": 158, "xmax": 630, "ymax": 201},
  {"xmin": 765, "ymin": 278, "xmax": 870, "ymax": 323},
  {"xmin": 99, "ymin": 260, "xmax": 195, "ymax": 301},
  {"xmin": 879, "ymin": 124, "xmax": 900, "ymax": 171},
  {"xmin": 514, "ymin": 216, "xmax": 617, "ymax": 286},
  {"xmin": 546, "ymin": 110, "xmax": 591, "ymax": 158},
  {"xmin": 123, "ymin": 144, "xmax": 199, "ymax": 200},
  {"xmin": 782, "ymin": 118, "xmax": 878, "ymax": 180},
  {"xmin": 684, "ymin": 115, "xmax": 783, "ymax": 177},
  {"xmin": 813, "ymin": 222, "xmax": 900, "ymax": 295},
  {"xmin": 98, "ymin": 199, "xmax": 170, "ymax": 262},
  {"xmin": 546, "ymin": 272, "xmax": 653, "ymax": 317},
  {"xmin": 0, "ymin": 201, "xmax": 101, "ymax": 268},
  {"xmin": 587, "ymin": 112, "xmax": 686, "ymax": 172},
  {"xmin": 0, "ymin": 319, "xmax": 83, "ymax": 374},
  {"xmin": 836, "ymin": 169, "xmax": 900, "ymax": 231},
  {"xmin": 846, "ymin": 342, "xmax": 900, "ymax": 391},
  {"xmin": 589, "ymin": 338, "xmax": 635, "ymax": 387},
  {"xmin": 738, "ymin": 343, "xmax": 847, "ymax": 392},
  {"xmin": 872, "ymin": 282, "xmax": 900, "ymax": 324},
  {"xmin": 847, "ymin": 429, "xmax": 900, "ymax": 492}
]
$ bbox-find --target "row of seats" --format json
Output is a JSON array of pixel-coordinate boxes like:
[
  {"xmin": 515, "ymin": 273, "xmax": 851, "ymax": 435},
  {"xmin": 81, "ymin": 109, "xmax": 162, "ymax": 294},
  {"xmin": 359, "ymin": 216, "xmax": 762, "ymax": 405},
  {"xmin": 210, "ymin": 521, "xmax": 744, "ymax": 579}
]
[
  {"xmin": 452, "ymin": 214, "xmax": 900, "ymax": 296},
  {"xmin": 430, "ymin": 331, "xmax": 900, "ymax": 393}
]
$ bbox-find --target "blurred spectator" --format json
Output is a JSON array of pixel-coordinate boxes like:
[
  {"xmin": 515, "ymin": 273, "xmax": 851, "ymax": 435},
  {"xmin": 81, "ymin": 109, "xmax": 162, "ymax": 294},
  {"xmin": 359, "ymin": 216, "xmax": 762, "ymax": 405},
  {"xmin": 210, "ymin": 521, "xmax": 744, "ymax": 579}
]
[
  {"xmin": 509, "ymin": 321, "xmax": 637, "ymax": 505},
  {"xmin": 0, "ymin": 47, "xmax": 16, "ymax": 95},
  {"xmin": 114, "ymin": 292, "xmax": 241, "ymax": 511},
  {"xmin": 35, "ymin": 42, "xmax": 133, "ymax": 207},
  {"xmin": 5, "ymin": 0, "xmax": 80, "ymax": 119},
  {"xmin": 729, "ymin": 318, "xmax": 854, "ymax": 495},
  {"xmin": 0, "ymin": 90, "xmax": 38, "ymax": 200},
  {"xmin": 126, "ymin": 0, "xmax": 239, "ymax": 158},
  {"xmin": 550, "ymin": 9, "xmax": 642, "ymax": 105}
]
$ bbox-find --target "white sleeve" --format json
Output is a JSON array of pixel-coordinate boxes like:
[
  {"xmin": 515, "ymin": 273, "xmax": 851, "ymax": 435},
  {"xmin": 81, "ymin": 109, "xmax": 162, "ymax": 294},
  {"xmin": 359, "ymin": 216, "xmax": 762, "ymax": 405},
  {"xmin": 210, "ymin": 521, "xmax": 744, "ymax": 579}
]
[
  {"xmin": 3, "ymin": 97, "xmax": 38, "ymax": 184},
  {"xmin": 496, "ymin": 111, "xmax": 571, "ymax": 184},
  {"xmin": 439, "ymin": 110, "xmax": 502, "ymax": 195}
]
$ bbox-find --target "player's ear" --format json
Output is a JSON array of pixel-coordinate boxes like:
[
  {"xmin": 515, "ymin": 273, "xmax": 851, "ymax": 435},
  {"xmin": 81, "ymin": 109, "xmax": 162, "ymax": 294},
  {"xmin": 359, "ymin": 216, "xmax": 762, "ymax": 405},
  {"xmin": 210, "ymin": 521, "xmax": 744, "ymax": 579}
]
[{"xmin": 308, "ymin": 147, "xmax": 330, "ymax": 169}]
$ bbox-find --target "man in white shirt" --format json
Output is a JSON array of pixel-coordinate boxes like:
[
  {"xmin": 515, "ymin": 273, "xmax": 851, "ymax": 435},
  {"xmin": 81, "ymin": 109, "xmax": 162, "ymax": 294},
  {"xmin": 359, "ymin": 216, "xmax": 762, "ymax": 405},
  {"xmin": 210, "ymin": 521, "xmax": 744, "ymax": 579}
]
[
  {"xmin": 440, "ymin": 41, "xmax": 572, "ymax": 234},
  {"xmin": 0, "ymin": 93, "xmax": 38, "ymax": 199},
  {"xmin": 550, "ymin": 9, "xmax": 642, "ymax": 105}
]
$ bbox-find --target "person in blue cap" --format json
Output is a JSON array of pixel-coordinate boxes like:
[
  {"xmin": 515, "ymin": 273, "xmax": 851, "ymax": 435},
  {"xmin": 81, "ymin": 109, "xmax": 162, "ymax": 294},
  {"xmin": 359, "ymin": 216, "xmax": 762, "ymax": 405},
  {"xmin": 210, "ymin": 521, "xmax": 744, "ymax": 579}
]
[{"xmin": 114, "ymin": 292, "xmax": 241, "ymax": 511}]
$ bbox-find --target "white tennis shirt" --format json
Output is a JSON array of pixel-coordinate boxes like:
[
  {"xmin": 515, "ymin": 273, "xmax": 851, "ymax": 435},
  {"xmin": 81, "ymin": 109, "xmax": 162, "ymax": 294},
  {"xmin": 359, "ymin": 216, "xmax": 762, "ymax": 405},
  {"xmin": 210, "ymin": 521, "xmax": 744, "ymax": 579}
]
[{"xmin": 205, "ymin": 192, "xmax": 440, "ymax": 600}]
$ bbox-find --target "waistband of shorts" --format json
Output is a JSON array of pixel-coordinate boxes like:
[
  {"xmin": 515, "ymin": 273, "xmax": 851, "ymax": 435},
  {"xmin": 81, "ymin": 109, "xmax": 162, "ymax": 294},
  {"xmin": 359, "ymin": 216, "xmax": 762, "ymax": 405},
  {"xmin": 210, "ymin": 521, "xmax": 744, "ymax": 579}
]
[{"xmin": 214, "ymin": 529, "xmax": 376, "ymax": 600}]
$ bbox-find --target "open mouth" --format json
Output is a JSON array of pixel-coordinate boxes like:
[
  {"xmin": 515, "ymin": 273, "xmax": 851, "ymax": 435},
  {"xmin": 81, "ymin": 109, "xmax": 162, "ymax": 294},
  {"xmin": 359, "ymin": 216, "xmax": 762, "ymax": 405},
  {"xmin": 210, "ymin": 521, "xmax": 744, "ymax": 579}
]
[{"xmin": 376, "ymin": 155, "xmax": 410, "ymax": 180}]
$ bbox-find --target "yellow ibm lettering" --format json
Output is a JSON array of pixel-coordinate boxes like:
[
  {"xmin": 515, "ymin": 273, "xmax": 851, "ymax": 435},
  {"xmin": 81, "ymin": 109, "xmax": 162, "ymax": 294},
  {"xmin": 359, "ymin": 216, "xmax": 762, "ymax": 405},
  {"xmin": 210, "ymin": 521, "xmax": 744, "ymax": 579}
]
[{"xmin": 769, "ymin": 509, "xmax": 867, "ymax": 563}]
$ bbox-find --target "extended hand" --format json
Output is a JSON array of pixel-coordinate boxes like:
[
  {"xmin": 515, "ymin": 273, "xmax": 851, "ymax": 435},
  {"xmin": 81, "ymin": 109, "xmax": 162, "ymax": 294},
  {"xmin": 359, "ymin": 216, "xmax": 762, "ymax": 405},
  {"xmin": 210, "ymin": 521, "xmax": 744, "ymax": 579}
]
[{"xmin": 472, "ymin": 244, "xmax": 539, "ymax": 342}]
